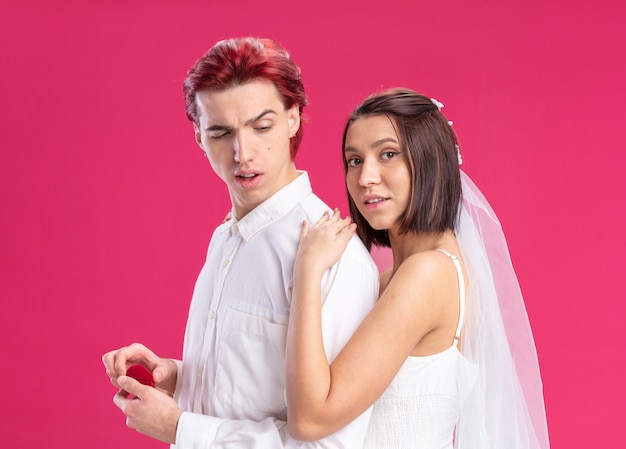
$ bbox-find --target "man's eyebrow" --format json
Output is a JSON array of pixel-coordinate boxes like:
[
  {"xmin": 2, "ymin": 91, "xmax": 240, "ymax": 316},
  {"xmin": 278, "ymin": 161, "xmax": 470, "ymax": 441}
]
[
  {"xmin": 205, "ymin": 109, "xmax": 278, "ymax": 132},
  {"xmin": 205, "ymin": 124, "xmax": 231, "ymax": 132},
  {"xmin": 245, "ymin": 109, "xmax": 278, "ymax": 126}
]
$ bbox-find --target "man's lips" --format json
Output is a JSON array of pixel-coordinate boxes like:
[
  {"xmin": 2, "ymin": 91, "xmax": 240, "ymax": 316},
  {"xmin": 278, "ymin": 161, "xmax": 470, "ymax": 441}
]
[
  {"xmin": 234, "ymin": 171, "xmax": 263, "ymax": 188},
  {"xmin": 235, "ymin": 169, "xmax": 262, "ymax": 179}
]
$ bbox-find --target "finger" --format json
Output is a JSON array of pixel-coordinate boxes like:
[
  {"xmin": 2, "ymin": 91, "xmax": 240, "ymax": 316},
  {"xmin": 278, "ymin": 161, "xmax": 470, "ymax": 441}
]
[
  {"xmin": 341, "ymin": 216, "xmax": 354, "ymax": 229},
  {"xmin": 114, "ymin": 344, "xmax": 158, "ymax": 376},
  {"xmin": 299, "ymin": 220, "xmax": 309, "ymax": 239},
  {"xmin": 103, "ymin": 349, "xmax": 131, "ymax": 381},
  {"xmin": 102, "ymin": 351, "xmax": 115, "ymax": 376},
  {"xmin": 112, "ymin": 350, "xmax": 133, "ymax": 377},
  {"xmin": 118, "ymin": 375, "xmax": 146, "ymax": 400},
  {"xmin": 152, "ymin": 365, "xmax": 167, "ymax": 385},
  {"xmin": 330, "ymin": 208, "xmax": 342, "ymax": 222},
  {"xmin": 110, "ymin": 376, "xmax": 122, "ymax": 389},
  {"xmin": 113, "ymin": 387, "xmax": 131, "ymax": 412},
  {"xmin": 152, "ymin": 359, "xmax": 178, "ymax": 387},
  {"xmin": 332, "ymin": 216, "xmax": 353, "ymax": 235},
  {"xmin": 316, "ymin": 209, "xmax": 340, "ymax": 230},
  {"xmin": 337, "ymin": 223, "xmax": 357, "ymax": 244}
]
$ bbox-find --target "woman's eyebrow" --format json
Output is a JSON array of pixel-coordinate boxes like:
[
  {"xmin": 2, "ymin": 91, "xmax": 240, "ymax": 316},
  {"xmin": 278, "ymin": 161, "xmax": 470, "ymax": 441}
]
[
  {"xmin": 370, "ymin": 137, "xmax": 398, "ymax": 148},
  {"xmin": 344, "ymin": 137, "xmax": 398, "ymax": 153}
]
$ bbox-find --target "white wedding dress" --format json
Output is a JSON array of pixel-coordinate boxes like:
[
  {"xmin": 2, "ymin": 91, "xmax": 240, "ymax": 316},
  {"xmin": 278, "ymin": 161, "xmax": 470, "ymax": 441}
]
[
  {"xmin": 363, "ymin": 250, "xmax": 474, "ymax": 449},
  {"xmin": 363, "ymin": 172, "xmax": 550, "ymax": 449}
]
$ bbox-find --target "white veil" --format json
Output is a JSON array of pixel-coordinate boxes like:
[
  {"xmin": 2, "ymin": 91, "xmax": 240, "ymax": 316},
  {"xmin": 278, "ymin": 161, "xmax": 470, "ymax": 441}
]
[{"xmin": 455, "ymin": 170, "xmax": 550, "ymax": 449}]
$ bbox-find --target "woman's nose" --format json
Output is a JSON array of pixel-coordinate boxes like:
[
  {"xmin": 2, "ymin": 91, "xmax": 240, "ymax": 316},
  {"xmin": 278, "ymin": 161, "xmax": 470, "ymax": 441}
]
[{"xmin": 359, "ymin": 159, "xmax": 381, "ymax": 186}]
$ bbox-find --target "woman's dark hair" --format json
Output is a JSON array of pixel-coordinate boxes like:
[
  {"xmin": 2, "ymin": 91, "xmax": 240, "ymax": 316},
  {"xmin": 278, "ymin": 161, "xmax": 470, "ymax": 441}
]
[{"xmin": 342, "ymin": 88, "xmax": 462, "ymax": 250}]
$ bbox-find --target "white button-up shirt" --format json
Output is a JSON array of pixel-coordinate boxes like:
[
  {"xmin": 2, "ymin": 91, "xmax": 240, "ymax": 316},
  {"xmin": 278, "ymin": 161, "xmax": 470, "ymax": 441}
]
[{"xmin": 173, "ymin": 172, "xmax": 379, "ymax": 448}]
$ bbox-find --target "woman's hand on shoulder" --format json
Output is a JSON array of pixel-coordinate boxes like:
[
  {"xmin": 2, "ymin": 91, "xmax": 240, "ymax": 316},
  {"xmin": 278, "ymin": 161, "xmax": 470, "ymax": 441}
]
[{"xmin": 295, "ymin": 209, "xmax": 356, "ymax": 275}]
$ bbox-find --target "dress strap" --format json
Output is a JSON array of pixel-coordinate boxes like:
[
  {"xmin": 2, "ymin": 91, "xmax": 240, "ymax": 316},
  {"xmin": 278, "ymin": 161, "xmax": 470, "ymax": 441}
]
[{"xmin": 435, "ymin": 249, "xmax": 466, "ymax": 342}]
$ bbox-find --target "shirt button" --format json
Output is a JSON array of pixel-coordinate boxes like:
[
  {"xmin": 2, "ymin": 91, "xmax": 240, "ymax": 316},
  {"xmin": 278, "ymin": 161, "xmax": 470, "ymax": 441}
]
[
  {"xmin": 209, "ymin": 311, "xmax": 216, "ymax": 319},
  {"xmin": 223, "ymin": 259, "xmax": 229, "ymax": 267}
]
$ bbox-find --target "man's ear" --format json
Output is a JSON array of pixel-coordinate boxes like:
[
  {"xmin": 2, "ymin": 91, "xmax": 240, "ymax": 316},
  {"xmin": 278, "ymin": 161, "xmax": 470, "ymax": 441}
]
[
  {"xmin": 194, "ymin": 125, "xmax": 203, "ymax": 148},
  {"xmin": 287, "ymin": 105, "xmax": 300, "ymax": 138},
  {"xmin": 194, "ymin": 125, "xmax": 209, "ymax": 160}
]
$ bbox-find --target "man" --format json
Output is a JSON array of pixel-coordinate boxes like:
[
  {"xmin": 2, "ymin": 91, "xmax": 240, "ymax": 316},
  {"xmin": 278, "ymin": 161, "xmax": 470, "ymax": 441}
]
[{"xmin": 102, "ymin": 37, "xmax": 379, "ymax": 448}]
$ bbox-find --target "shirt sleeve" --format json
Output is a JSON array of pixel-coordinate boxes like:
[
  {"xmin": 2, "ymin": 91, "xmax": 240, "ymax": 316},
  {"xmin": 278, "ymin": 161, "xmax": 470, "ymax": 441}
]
[
  {"xmin": 172, "ymin": 359, "xmax": 183, "ymax": 399},
  {"xmin": 174, "ymin": 237, "xmax": 379, "ymax": 449},
  {"xmin": 175, "ymin": 409, "xmax": 372, "ymax": 448},
  {"xmin": 319, "ymin": 238, "xmax": 380, "ymax": 363}
]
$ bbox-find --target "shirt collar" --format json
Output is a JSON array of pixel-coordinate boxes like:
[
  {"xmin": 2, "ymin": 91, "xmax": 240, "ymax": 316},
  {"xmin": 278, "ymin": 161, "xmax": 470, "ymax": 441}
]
[{"xmin": 225, "ymin": 171, "xmax": 312, "ymax": 241}]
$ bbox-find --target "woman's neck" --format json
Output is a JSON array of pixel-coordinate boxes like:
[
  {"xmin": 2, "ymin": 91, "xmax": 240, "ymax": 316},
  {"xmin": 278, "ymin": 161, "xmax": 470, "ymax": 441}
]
[{"xmin": 388, "ymin": 229, "xmax": 454, "ymax": 268}]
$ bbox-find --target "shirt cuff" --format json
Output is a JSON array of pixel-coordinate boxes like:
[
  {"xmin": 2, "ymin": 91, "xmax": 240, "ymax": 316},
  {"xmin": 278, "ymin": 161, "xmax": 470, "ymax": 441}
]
[
  {"xmin": 172, "ymin": 359, "xmax": 183, "ymax": 401},
  {"xmin": 175, "ymin": 411, "xmax": 220, "ymax": 449}
]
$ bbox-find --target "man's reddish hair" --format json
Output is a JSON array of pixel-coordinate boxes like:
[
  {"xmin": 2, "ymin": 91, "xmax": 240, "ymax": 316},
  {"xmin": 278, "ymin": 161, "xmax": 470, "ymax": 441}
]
[{"xmin": 183, "ymin": 37, "xmax": 307, "ymax": 158}]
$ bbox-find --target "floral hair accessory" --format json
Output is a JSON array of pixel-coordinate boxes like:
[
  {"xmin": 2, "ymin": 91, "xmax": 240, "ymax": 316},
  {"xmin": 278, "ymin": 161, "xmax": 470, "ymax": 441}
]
[
  {"xmin": 431, "ymin": 98, "xmax": 444, "ymax": 111},
  {"xmin": 431, "ymin": 97, "xmax": 463, "ymax": 165}
]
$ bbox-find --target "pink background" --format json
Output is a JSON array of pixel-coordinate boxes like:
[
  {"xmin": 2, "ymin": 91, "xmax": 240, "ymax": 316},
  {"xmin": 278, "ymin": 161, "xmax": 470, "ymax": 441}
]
[{"xmin": 1, "ymin": 1, "xmax": 624, "ymax": 447}]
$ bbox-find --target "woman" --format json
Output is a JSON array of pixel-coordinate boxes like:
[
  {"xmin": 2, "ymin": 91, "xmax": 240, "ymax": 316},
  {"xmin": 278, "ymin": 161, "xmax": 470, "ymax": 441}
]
[{"xmin": 285, "ymin": 88, "xmax": 549, "ymax": 448}]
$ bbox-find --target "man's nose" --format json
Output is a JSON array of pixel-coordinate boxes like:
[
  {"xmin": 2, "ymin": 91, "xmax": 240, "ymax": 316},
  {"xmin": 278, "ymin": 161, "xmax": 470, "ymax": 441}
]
[{"xmin": 233, "ymin": 132, "xmax": 253, "ymax": 163}]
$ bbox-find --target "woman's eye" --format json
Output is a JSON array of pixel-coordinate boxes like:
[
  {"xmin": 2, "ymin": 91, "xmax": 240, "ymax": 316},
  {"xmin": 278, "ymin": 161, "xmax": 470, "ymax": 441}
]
[
  {"xmin": 381, "ymin": 151, "xmax": 399, "ymax": 160},
  {"xmin": 346, "ymin": 158, "xmax": 362, "ymax": 167},
  {"xmin": 256, "ymin": 123, "xmax": 272, "ymax": 132}
]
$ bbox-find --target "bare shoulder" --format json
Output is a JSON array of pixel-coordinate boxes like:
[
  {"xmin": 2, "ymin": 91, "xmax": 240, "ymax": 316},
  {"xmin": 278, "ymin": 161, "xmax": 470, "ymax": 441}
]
[
  {"xmin": 379, "ymin": 267, "xmax": 393, "ymax": 294},
  {"xmin": 385, "ymin": 250, "xmax": 460, "ymax": 302},
  {"xmin": 398, "ymin": 250, "xmax": 454, "ymax": 279}
]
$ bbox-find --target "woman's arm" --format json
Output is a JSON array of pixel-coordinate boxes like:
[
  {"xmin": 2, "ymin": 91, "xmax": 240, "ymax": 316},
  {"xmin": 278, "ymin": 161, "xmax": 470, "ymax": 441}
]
[
  {"xmin": 286, "ymin": 211, "xmax": 356, "ymax": 439},
  {"xmin": 286, "ymin": 212, "xmax": 456, "ymax": 441}
]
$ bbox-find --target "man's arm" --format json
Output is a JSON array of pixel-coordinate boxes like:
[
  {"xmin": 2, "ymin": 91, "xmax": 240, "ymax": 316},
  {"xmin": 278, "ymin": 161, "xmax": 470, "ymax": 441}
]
[
  {"xmin": 113, "ymin": 376, "xmax": 181, "ymax": 444},
  {"xmin": 102, "ymin": 343, "xmax": 178, "ymax": 397},
  {"xmin": 175, "ymin": 241, "xmax": 379, "ymax": 448},
  {"xmin": 104, "ymin": 240, "xmax": 378, "ymax": 448},
  {"xmin": 175, "ymin": 408, "xmax": 372, "ymax": 448},
  {"xmin": 103, "ymin": 344, "xmax": 182, "ymax": 444},
  {"xmin": 110, "ymin": 377, "xmax": 368, "ymax": 448}
]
